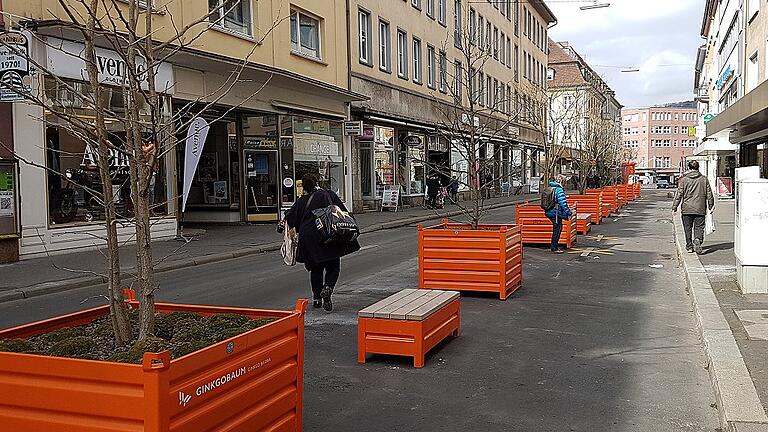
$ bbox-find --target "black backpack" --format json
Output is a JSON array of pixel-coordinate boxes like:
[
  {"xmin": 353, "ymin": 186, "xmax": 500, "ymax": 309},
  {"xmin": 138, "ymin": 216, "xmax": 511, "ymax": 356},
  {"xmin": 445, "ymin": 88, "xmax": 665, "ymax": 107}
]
[
  {"xmin": 540, "ymin": 186, "xmax": 557, "ymax": 211},
  {"xmin": 308, "ymin": 191, "xmax": 360, "ymax": 245}
]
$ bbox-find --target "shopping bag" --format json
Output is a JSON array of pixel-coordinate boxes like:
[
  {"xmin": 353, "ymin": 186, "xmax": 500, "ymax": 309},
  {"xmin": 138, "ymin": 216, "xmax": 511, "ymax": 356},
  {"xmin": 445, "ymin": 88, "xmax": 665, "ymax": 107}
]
[
  {"xmin": 281, "ymin": 227, "xmax": 298, "ymax": 266},
  {"xmin": 705, "ymin": 210, "xmax": 716, "ymax": 235}
]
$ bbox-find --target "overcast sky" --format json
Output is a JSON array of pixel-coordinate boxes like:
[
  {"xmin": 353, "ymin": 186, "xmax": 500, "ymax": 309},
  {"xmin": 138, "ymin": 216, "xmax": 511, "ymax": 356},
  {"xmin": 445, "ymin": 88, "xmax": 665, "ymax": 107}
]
[{"xmin": 546, "ymin": 0, "xmax": 704, "ymax": 109}]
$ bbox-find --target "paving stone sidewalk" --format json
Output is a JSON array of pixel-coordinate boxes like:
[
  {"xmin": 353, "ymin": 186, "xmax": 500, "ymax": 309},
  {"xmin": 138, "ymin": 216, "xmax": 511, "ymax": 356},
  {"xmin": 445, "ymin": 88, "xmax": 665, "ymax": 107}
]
[
  {"xmin": 0, "ymin": 193, "xmax": 539, "ymax": 300},
  {"xmin": 676, "ymin": 198, "xmax": 768, "ymax": 431}
]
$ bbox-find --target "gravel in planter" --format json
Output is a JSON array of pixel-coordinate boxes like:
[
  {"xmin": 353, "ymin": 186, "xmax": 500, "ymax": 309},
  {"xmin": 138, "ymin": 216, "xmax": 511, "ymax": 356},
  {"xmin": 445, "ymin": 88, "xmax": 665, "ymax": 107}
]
[{"xmin": 0, "ymin": 311, "xmax": 278, "ymax": 364}]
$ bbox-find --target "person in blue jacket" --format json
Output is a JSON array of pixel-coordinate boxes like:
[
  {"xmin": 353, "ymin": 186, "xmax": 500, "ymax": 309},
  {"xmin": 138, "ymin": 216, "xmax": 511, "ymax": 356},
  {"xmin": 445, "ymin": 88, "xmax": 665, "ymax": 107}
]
[{"xmin": 544, "ymin": 176, "xmax": 572, "ymax": 254}]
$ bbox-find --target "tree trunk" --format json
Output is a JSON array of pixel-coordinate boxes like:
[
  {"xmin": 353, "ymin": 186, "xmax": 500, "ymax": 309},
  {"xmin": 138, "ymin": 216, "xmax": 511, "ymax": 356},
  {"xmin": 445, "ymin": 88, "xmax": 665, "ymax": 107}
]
[{"xmin": 84, "ymin": 0, "xmax": 132, "ymax": 345}]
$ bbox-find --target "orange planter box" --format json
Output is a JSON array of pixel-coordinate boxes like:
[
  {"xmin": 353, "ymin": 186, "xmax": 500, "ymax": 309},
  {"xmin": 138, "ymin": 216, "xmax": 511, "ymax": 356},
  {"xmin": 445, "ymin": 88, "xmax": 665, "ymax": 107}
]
[
  {"xmin": 586, "ymin": 189, "xmax": 612, "ymax": 218},
  {"xmin": 358, "ymin": 293, "xmax": 460, "ymax": 368},
  {"xmin": 577, "ymin": 214, "xmax": 592, "ymax": 234},
  {"xmin": 418, "ymin": 221, "xmax": 523, "ymax": 300},
  {"xmin": 568, "ymin": 194, "xmax": 602, "ymax": 225},
  {"xmin": 617, "ymin": 184, "xmax": 629, "ymax": 207},
  {"xmin": 627, "ymin": 183, "xmax": 637, "ymax": 201},
  {"xmin": 0, "ymin": 300, "xmax": 308, "ymax": 432},
  {"xmin": 515, "ymin": 204, "xmax": 577, "ymax": 249},
  {"xmin": 600, "ymin": 186, "xmax": 620, "ymax": 213},
  {"xmin": 634, "ymin": 182, "xmax": 641, "ymax": 197}
]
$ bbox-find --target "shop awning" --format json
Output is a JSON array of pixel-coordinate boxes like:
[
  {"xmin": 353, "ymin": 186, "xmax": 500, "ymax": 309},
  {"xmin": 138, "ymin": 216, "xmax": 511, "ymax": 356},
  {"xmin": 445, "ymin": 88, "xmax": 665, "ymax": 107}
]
[{"xmin": 707, "ymin": 79, "xmax": 768, "ymax": 144}]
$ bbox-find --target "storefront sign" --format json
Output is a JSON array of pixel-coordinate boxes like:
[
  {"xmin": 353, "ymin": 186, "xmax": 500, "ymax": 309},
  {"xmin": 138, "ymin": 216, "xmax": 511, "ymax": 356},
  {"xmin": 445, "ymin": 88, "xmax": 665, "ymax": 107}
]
[
  {"xmin": 0, "ymin": 30, "xmax": 32, "ymax": 102},
  {"xmin": 703, "ymin": 113, "xmax": 715, "ymax": 124},
  {"xmin": 294, "ymin": 138, "xmax": 339, "ymax": 157},
  {"xmin": 46, "ymin": 37, "xmax": 174, "ymax": 93},
  {"xmin": 403, "ymin": 135, "xmax": 422, "ymax": 147},
  {"xmin": 283, "ymin": 177, "xmax": 294, "ymax": 188},
  {"xmin": 182, "ymin": 117, "xmax": 211, "ymax": 212},
  {"xmin": 344, "ymin": 120, "xmax": 363, "ymax": 136},
  {"xmin": 244, "ymin": 137, "xmax": 278, "ymax": 149},
  {"xmin": 716, "ymin": 66, "xmax": 733, "ymax": 90},
  {"xmin": 529, "ymin": 176, "xmax": 541, "ymax": 193},
  {"xmin": 361, "ymin": 126, "xmax": 375, "ymax": 141}
]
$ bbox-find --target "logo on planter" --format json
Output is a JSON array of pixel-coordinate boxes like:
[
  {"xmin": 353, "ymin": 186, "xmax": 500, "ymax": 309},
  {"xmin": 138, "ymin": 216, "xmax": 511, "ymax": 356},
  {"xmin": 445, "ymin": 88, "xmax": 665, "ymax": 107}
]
[
  {"xmin": 226, "ymin": 341, "xmax": 235, "ymax": 354},
  {"xmin": 179, "ymin": 391, "xmax": 192, "ymax": 407}
]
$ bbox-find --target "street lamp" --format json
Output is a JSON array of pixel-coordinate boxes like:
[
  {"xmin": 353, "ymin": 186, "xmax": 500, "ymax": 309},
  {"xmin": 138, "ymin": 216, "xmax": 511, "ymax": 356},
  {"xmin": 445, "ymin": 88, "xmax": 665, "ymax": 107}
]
[
  {"xmin": 620, "ymin": 67, "xmax": 640, "ymax": 73},
  {"xmin": 580, "ymin": 1, "xmax": 611, "ymax": 10}
]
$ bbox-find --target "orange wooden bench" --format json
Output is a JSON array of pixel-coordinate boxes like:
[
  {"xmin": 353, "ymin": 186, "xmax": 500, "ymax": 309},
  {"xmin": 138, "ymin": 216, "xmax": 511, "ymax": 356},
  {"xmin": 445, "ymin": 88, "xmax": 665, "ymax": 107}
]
[
  {"xmin": 515, "ymin": 203, "xmax": 577, "ymax": 249},
  {"xmin": 568, "ymin": 194, "xmax": 602, "ymax": 225},
  {"xmin": 577, "ymin": 214, "xmax": 592, "ymax": 234},
  {"xmin": 358, "ymin": 289, "xmax": 460, "ymax": 368}
]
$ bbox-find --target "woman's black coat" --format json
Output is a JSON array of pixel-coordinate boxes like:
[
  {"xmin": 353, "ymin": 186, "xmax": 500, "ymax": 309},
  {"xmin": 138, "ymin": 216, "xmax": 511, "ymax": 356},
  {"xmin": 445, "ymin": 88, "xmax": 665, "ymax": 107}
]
[{"xmin": 285, "ymin": 189, "xmax": 361, "ymax": 268}]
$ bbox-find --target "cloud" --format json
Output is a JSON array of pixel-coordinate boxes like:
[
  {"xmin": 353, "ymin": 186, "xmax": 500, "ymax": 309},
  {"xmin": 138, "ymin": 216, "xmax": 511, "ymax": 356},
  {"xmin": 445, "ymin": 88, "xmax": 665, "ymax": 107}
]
[{"xmin": 546, "ymin": 0, "xmax": 703, "ymax": 107}]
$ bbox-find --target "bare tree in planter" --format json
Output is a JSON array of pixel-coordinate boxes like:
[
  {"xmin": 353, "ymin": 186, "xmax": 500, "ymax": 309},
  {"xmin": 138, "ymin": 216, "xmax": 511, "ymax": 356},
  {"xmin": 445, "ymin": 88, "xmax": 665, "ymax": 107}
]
[{"xmin": 0, "ymin": 0, "xmax": 281, "ymax": 343}]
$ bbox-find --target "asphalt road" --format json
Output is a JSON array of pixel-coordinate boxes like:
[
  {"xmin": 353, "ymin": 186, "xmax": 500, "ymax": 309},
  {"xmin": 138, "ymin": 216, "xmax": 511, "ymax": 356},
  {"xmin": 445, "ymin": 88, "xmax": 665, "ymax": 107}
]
[{"xmin": 0, "ymin": 191, "xmax": 720, "ymax": 431}]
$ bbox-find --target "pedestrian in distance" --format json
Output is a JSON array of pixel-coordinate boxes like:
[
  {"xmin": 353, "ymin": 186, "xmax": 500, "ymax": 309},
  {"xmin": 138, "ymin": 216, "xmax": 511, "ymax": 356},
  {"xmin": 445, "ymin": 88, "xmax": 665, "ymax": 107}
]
[
  {"xmin": 672, "ymin": 160, "xmax": 714, "ymax": 255},
  {"xmin": 540, "ymin": 175, "xmax": 573, "ymax": 254},
  {"xmin": 448, "ymin": 176, "xmax": 459, "ymax": 203},
  {"xmin": 285, "ymin": 174, "xmax": 360, "ymax": 311}
]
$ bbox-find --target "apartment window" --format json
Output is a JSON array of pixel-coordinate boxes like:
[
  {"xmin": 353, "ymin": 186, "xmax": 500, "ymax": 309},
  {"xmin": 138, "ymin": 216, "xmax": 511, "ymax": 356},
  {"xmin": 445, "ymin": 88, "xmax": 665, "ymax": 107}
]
[
  {"xmin": 486, "ymin": 21, "xmax": 491, "ymax": 52},
  {"xmin": 748, "ymin": 51, "xmax": 759, "ymax": 92},
  {"xmin": 210, "ymin": 0, "xmax": 253, "ymax": 36},
  {"xmin": 358, "ymin": 10, "xmax": 372, "ymax": 65},
  {"xmin": 487, "ymin": 74, "xmax": 493, "ymax": 108},
  {"xmin": 469, "ymin": 8, "xmax": 477, "ymax": 44},
  {"xmin": 427, "ymin": 45, "xmax": 436, "ymax": 88},
  {"xmin": 412, "ymin": 0, "xmax": 422, "ymax": 10},
  {"xmin": 674, "ymin": 139, "xmax": 678, "ymax": 147},
  {"xmin": 470, "ymin": 67, "xmax": 477, "ymax": 102},
  {"xmin": 478, "ymin": 15, "xmax": 485, "ymax": 51},
  {"xmin": 454, "ymin": 0, "xmax": 462, "ymax": 48},
  {"xmin": 493, "ymin": 27, "xmax": 499, "ymax": 59},
  {"xmin": 438, "ymin": 0, "xmax": 446, "ymax": 25},
  {"xmin": 427, "ymin": 0, "xmax": 435, "ymax": 18},
  {"xmin": 664, "ymin": 157, "xmax": 671, "ymax": 168},
  {"xmin": 522, "ymin": 51, "xmax": 527, "ymax": 79},
  {"xmin": 506, "ymin": 0, "xmax": 511, "ymax": 21},
  {"xmin": 514, "ymin": 44, "xmax": 519, "ymax": 81},
  {"xmin": 563, "ymin": 125, "xmax": 572, "ymax": 142},
  {"xmin": 563, "ymin": 94, "xmax": 573, "ymax": 109},
  {"xmin": 290, "ymin": 9, "xmax": 321, "ymax": 60},
  {"xmin": 397, "ymin": 30, "xmax": 408, "ymax": 79},
  {"xmin": 514, "ymin": 2, "xmax": 519, "ymax": 35},
  {"xmin": 547, "ymin": 67, "xmax": 554, "ymax": 81},
  {"xmin": 505, "ymin": 36, "xmax": 511, "ymax": 68},
  {"xmin": 673, "ymin": 126, "xmax": 678, "ymax": 134},
  {"xmin": 674, "ymin": 113, "xmax": 679, "ymax": 121},
  {"xmin": 413, "ymin": 38, "xmax": 422, "ymax": 84},
  {"xmin": 479, "ymin": 71, "xmax": 485, "ymax": 106},
  {"xmin": 499, "ymin": 32, "xmax": 505, "ymax": 64},
  {"xmin": 439, "ymin": 51, "xmax": 447, "ymax": 92},
  {"xmin": 749, "ymin": 0, "xmax": 760, "ymax": 20},
  {"xmin": 506, "ymin": 84, "xmax": 512, "ymax": 114},
  {"xmin": 379, "ymin": 20, "xmax": 391, "ymax": 72},
  {"xmin": 454, "ymin": 61, "xmax": 462, "ymax": 100}
]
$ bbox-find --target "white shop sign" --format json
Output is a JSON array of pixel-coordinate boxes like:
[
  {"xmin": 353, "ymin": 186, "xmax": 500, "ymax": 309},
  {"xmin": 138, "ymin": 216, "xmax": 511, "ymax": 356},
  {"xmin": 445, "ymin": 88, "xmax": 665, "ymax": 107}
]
[
  {"xmin": 293, "ymin": 137, "xmax": 340, "ymax": 157},
  {"xmin": 381, "ymin": 185, "xmax": 401, "ymax": 212},
  {"xmin": 0, "ymin": 30, "xmax": 33, "ymax": 102},
  {"xmin": 46, "ymin": 37, "xmax": 175, "ymax": 93}
]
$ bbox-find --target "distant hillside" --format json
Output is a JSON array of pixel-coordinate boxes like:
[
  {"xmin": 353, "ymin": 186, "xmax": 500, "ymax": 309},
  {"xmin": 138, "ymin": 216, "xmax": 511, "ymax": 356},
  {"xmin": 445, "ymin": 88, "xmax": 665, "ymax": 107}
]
[{"xmin": 654, "ymin": 101, "xmax": 696, "ymax": 108}]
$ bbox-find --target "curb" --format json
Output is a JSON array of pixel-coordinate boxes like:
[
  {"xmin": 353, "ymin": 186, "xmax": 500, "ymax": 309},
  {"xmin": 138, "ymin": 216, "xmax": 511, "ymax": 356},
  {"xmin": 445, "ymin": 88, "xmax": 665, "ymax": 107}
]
[
  {"xmin": 673, "ymin": 217, "xmax": 768, "ymax": 432},
  {"xmin": 1, "ymin": 197, "xmax": 533, "ymax": 304}
]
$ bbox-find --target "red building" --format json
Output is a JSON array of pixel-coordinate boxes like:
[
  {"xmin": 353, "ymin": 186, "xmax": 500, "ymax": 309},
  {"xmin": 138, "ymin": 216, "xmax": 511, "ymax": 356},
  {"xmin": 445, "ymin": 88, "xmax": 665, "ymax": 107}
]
[{"xmin": 621, "ymin": 106, "xmax": 698, "ymax": 179}]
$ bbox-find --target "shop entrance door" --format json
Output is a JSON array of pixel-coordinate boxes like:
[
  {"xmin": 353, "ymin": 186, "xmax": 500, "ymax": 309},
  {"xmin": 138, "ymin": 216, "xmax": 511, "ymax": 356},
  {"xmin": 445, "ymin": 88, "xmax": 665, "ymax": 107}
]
[{"xmin": 243, "ymin": 149, "xmax": 278, "ymax": 222}]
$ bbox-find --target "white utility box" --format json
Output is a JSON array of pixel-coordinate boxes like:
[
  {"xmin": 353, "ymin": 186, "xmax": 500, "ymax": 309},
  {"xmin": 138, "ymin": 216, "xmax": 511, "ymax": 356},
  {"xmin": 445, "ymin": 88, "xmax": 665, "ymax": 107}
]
[{"xmin": 734, "ymin": 167, "xmax": 768, "ymax": 293}]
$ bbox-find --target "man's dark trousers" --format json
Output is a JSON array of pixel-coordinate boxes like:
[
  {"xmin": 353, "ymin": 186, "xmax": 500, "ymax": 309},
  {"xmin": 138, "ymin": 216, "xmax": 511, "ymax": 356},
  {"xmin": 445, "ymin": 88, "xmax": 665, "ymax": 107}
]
[
  {"xmin": 681, "ymin": 214, "xmax": 705, "ymax": 249},
  {"xmin": 548, "ymin": 216, "xmax": 563, "ymax": 252}
]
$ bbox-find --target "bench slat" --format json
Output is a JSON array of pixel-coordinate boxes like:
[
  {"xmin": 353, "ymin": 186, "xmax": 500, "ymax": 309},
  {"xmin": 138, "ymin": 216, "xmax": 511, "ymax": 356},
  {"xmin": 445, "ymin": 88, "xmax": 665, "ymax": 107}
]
[
  {"xmin": 405, "ymin": 291, "xmax": 460, "ymax": 321},
  {"xmin": 389, "ymin": 291, "xmax": 443, "ymax": 320},
  {"xmin": 372, "ymin": 290, "xmax": 434, "ymax": 319},
  {"xmin": 358, "ymin": 289, "xmax": 419, "ymax": 318}
]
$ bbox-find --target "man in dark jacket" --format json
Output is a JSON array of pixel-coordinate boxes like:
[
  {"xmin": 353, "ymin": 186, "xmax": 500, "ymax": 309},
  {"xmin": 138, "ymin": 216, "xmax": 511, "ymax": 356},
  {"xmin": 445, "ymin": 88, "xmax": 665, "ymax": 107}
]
[
  {"xmin": 673, "ymin": 160, "xmax": 715, "ymax": 254},
  {"xmin": 544, "ymin": 177, "xmax": 572, "ymax": 254},
  {"xmin": 286, "ymin": 174, "xmax": 360, "ymax": 311}
]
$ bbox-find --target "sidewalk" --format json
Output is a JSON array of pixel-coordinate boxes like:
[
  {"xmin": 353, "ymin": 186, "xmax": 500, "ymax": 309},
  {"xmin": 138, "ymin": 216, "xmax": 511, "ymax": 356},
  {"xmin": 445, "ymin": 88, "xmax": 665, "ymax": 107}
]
[
  {"xmin": 0, "ymin": 193, "xmax": 539, "ymax": 302},
  {"xmin": 674, "ymin": 198, "xmax": 768, "ymax": 431}
]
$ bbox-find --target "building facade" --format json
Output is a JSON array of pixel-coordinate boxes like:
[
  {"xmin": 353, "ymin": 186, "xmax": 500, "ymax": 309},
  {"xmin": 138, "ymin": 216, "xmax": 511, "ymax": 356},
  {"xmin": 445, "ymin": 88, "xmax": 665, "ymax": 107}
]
[
  {"xmin": 547, "ymin": 39, "xmax": 623, "ymax": 180},
  {"xmin": 621, "ymin": 107, "xmax": 698, "ymax": 178},
  {"xmin": 1, "ymin": 0, "xmax": 364, "ymax": 257},
  {"xmin": 347, "ymin": 0, "xmax": 555, "ymax": 211},
  {"xmin": 694, "ymin": 0, "xmax": 768, "ymax": 191}
]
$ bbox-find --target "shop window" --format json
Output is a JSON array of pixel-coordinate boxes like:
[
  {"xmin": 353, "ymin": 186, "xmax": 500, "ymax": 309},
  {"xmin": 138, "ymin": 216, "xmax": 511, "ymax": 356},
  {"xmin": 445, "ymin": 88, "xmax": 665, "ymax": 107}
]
[
  {"xmin": 398, "ymin": 133, "xmax": 426, "ymax": 195},
  {"xmin": 361, "ymin": 126, "xmax": 395, "ymax": 198},
  {"xmin": 290, "ymin": 9, "xmax": 321, "ymax": 60},
  {"xmin": 209, "ymin": 0, "xmax": 253, "ymax": 36},
  {"xmin": 45, "ymin": 77, "xmax": 169, "ymax": 226},
  {"xmin": 292, "ymin": 116, "xmax": 344, "ymax": 197}
]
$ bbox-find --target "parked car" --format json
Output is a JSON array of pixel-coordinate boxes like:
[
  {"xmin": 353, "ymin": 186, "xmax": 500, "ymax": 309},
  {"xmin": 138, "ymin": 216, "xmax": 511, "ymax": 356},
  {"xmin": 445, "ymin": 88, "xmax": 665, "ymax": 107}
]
[{"xmin": 656, "ymin": 179, "xmax": 671, "ymax": 189}]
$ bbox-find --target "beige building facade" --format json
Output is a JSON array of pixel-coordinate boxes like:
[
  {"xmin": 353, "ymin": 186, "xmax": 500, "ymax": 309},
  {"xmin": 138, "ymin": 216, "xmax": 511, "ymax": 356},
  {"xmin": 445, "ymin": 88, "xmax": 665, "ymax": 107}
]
[
  {"xmin": 347, "ymin": 0, "xmax": 555, "ymax": 210},
  {"xmin": 1, "ymin": 0, "xmax": 364, "ymax": 257}
]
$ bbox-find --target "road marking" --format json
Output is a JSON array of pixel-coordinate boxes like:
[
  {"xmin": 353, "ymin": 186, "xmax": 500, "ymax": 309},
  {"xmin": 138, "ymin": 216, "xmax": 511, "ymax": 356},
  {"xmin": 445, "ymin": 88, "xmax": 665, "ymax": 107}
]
[
  {"xmin": 580, "ymin": 248, "xmax": 594, "ymax": 257},
  {"xmin": 568, "ymin": 247, "xmax": 614, "ymax": 256}
]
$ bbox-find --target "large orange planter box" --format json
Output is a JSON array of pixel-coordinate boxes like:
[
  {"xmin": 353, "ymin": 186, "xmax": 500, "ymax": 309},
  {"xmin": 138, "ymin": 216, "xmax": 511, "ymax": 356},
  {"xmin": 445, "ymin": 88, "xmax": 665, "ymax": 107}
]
[
  {"xmin": 627, "ymin": 183, "xmax": 637, "ymax": 201},
  {"xmin": 577, "ymin": 214, "xmax": 592, "ymax": 234},
  {"xmin": 515, "ymin": 203, "xmax": 577, "ymax": 249},
  {"xmin": 634, "ymin": 182, "xmax": 641, "ymax": 197},
  {"xmin": 600, "ymin": 186, "xmax": 619, "ymax": 213},
  {"xmin": 418, "ymin": 221, "xmax": 523, "ymax": 300},
  {"xmin": 617, "ymin": 184, "xmax": 628, "ymax": 207},
  {"xmin": 586, "ymin": 189, "xmax": 611, "ymax": 218},
  {"xmin": 0, "ymin": 300, "xmax": 308, "ymax": 432},
  {"xmin": 568, "ymin": 194, "xmax": 602, "ymax": 225}
]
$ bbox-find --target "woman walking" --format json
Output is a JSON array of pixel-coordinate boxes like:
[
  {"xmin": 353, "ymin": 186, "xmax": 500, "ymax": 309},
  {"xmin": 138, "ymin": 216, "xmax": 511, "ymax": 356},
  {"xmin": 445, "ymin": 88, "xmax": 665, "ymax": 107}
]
[{"xmin": 285, "ymin": 174, "xmax": 360, "ymax": 311}]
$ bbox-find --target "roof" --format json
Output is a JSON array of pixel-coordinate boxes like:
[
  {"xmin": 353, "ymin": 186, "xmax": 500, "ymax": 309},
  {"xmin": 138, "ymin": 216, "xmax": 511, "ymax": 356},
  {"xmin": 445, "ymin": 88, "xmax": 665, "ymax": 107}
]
[
  {"xmin": 529, "ymin": 0, "xmax": 557, "ymax": 24},
  {"xmin": 547, "ymin": 38, "xmax": 622, "ymax": 106}
]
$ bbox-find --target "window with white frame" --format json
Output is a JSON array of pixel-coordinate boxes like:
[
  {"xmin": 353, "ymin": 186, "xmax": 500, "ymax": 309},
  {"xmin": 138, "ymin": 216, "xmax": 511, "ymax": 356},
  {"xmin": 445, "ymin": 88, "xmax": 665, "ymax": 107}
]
[
  {"xmin": 413, "ymin": 38, "xmax": 422, "ymax": 84},
  {"xmin": 290, "ymin": 9, "xmax": 321, "ymax": 59},
  {"xmin": 478, "ymin": 15, "xmax": 485, "ymax": 51},
  {"xmin": 439, "ymin": 50, "xmax": 447, "ymax": 92},
  {"xmin": 397, "ymin": 30, "xmax": 408, "ymax": 79},
  {"xmin": 427, "ymin": 45, "xmax": 436, "ymax": 88},
  {"xmin": 379, "ymin": 20, "xmax": 391, "ymax": 72},
  {"xmin": 749, "ymin": 0, "xmax": 760, "ymax": 20},
  {"xmin": 470, "ymin": 67, "xmax": 477, "ymax": 102},
  {"xmin": 506, "ymin": 36, "xmax": 511, "ymax": 68},
  {"xmin": 454, "ymin": 0, "xmax": 462, "ymax": 47},
  {"xmin": 454, "ymin": 61, "xmax": 463, "ymax": 100},
  {"xmin": 487, "ymin": 74, "xmax": 493, "ymax": 108},
  {"xmin": 499, "ymin": 31, "xmax": 505, "ymax": 64},
  {"xmin": 514, "ymin": 44, "xmax": 519, "ymax": 80},
  {"xmin": 563, "ymin": 94, "xmax": 573, "ymax": 109},
  {"xmin": 563, "ymin": 125, "xmax": 572, "ymax": 141},
  {"xmin": 210, "ymin": 0, "xmax": 253, "ymax": 36},
  {"xmin": 427, "ymin": 0, "xmax": 435, "ymax": 18},
  {"xmin": 438, "ymin": 0, "xmax": 446, "ymax": 25},
  {"xmin": 479, "ymin": 71, "xmax": 485, "ymax": 106},
  {"xmin": 412, "ymin": 0, "xmax": 422, "ymax": 10},
  {"xmin": 469, "ymin": 8, "xmax": 476, "ymax": 44},
  {"xmin": 493, "ymin": 27, "xmax": 499, "ymax": 59},
  {"xmin": 486, "ymin": 21, "xmax": 491, "ymax": 52},
  {"xmin": 358, "ymin": 10, "xmax": 372, "ymax": 65}
]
